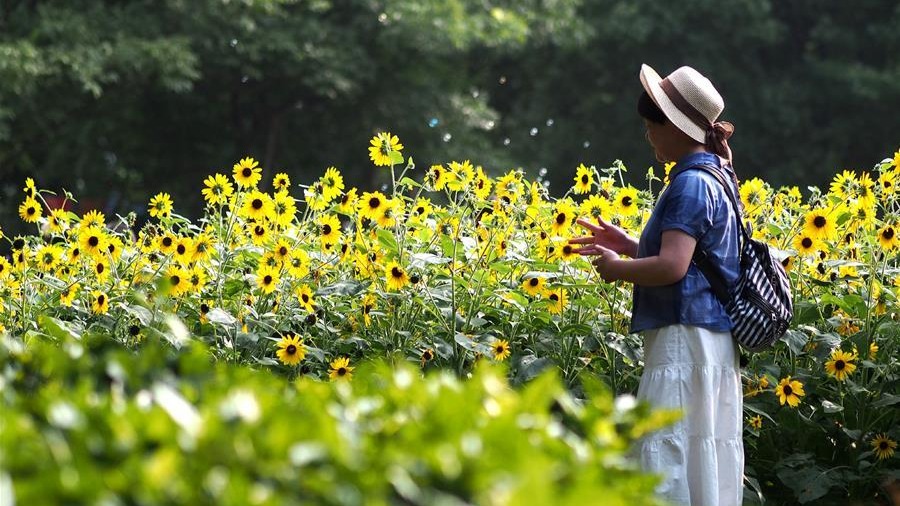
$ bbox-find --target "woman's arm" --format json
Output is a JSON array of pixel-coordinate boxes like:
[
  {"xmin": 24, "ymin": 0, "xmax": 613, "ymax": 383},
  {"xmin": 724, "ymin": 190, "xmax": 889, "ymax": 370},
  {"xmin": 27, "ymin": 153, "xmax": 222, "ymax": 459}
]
[{"xmin": 591, "ymin": 229, "xmax": 696, "ymax": 286}]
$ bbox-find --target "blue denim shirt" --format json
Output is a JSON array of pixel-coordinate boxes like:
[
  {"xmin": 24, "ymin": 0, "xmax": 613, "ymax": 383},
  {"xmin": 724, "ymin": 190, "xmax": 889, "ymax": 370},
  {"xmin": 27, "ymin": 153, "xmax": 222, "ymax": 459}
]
[{"xmin": 630, "ymin": 152, "xmax": 741, "ymax": 334}]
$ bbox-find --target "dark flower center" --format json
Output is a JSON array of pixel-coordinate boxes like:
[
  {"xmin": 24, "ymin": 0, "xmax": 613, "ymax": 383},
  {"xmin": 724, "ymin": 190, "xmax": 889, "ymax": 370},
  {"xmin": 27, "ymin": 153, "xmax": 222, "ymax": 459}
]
[
  {"xmin": 96, "ymin": 263, "xmax": 104, "ymax": 274},
  {"xmin": 814, "ymin": 216, "xmax": 827, "ymax": 228},
  {"xmin": 622, "ymin": 196, "xmax": 633, "ymax": 206},
  {"xmin": 835, "ymin": 360, "xmax": 845, "ymax": 370},
  {"xmin": 264, "ymin": 275, "xmax": 273, "ymax": 285},
  {"xmin": 97, "ymin": 295, "xmax": 105, "ymax": 305},
  {"xmin": 337, "ymin": 367, "xmax": 347, "ymax": 376},
  {"xmin": 129, "ymin": 325, "xmax": 141, "ymax": 336},
  {"xmin": 529, "ymin": 278, "xmax": 538, "ymax": 287},
  {"xmin": 27, "ymin": 207, "xmax": 35, "ymax": 215},
  {"xmin": 783, "ymin": 385, "xmax": 793, "ymax": 396},
  {"xmin": 177, "ymin": 245, "xmax": 186, "ymax": 255},
  {"xmin": 581, "ymin": 175, "xmax": 589, "ymax": 184},
  {"xmin": 252, "ymin": 199, "xmax": 263, "ymax": 210},
  {"xmin": 171, "ymin": 275, "xmax": 180, "ymax": 285},
  {"xmin": 89, "ymin": 236, "xmax": 99, "ymax": 247},
  {"xmin": 883, "ymin": 227, "xmax": 895, "ymax": 240},
  {"xmin": 200, "ymin": 303, "xmax": 210, "ymax": 313},
  {"xmin": 286, "ymin": 344, "xmax": 297, "ymax": 355},
  {"xmin": 550, "ymin": 294, "xmax": 559, "ymax": 301},
  {"xmin": 369, "ymin": 197, "xmax": 380, "ymax": 208},
  {"xmin": 254, "ymin": 226, "xmax": 265, "ymax": 236},
  {"xmin": 279, "ymin": 246, "xmax": 288, "ymax": 256},
  {"xmin": 322, "ymin": 224, "xmax": 332, "ymax": 235},
  {"xmin": 391, "ymin": 266, "xmax": 403, "ymax": 278},
  {"xmin": 801, "ymin": 238, "xmax": 813, "ymax": 248},
  {"xmin": 556, "ymin": 213, "xmax": 566, "ymax": 225},
  {"xmin": 302, "ymin": 294, "xmax": 309, "ymax": 303},
  {"xmin": 563, "ymin": 245, "xmax": 573, "ymax": 255},
  {"xmin": 242, "ymin": 168, "xmax": 252, "ymax": 177},
  {"xmin": 162, "ymin": 237, "xmax": 172, "ymax": 247}
]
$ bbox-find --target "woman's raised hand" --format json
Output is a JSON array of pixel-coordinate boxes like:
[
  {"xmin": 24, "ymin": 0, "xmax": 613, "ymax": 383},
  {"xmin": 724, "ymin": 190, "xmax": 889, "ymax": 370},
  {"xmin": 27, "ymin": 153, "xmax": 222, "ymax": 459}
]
[{"xmin": 568, "ymin": 217, "xmax": 638, "ymax": 258}]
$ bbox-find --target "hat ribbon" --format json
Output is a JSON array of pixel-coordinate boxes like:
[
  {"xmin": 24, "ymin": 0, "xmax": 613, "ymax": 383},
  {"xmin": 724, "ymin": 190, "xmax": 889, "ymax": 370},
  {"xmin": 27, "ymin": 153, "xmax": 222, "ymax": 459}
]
[{"xmin": 660, "ymin": 78, "xmax": 734, "ymax": 162}]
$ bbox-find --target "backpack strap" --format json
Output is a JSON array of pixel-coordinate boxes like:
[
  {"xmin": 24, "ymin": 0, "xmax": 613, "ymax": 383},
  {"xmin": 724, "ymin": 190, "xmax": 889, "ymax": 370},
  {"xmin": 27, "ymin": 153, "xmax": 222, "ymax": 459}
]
[{"xmin": 670, "ymin": 161, "xmax": 748, "ymax": 305}]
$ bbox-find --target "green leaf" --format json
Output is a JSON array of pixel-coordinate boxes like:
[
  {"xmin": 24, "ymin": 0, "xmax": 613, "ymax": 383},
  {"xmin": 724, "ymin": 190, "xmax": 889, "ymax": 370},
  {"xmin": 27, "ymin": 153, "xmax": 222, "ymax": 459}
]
[
  {"xmin": 37, "ymin": 315, "xmax": 81, "ymax": 341},
  {"xmin": 398, "ymin": 177, "xmax": 421, "ymax": 189},
  {"xmin": 376, "ymin": 229, "xmax": 399, "ymax": 255},
  {"xmin": 871, "ymin": 393, "xmax": 900, "ymax": 408},
  {"xmin": 821, "ymin": 399, "xmax": 843, "ymax": 413},
  {"xmin": 206, "ymin": 308, "xmax": 237, "ymax": 326},
  {"xmin": 389, "ymin": 150, "xmax": 405, "ymax": 165},
  {"xmin": 781, "ymin": 329, "xmax": 809, "ymax": 356}
]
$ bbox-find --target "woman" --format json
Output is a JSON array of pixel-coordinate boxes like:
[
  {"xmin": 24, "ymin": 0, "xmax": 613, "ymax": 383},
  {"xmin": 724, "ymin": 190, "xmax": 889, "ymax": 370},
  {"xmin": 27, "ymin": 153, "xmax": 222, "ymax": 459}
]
[{"xmin": 569, "ymin": 64, "xmax": 744, "ymax": 506}]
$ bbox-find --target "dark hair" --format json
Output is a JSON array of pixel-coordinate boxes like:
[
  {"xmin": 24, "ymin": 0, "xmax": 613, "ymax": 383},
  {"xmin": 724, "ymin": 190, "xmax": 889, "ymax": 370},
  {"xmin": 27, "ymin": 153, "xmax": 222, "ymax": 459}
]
[{"xmin": 638, "ymin": 90, "xmax": 667, "ymax": 124}]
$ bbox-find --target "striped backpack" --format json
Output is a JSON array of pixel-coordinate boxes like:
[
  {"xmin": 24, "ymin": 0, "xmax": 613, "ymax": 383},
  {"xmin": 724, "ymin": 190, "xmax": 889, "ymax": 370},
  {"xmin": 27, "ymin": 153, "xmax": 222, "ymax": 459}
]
[{"xmin": 686, "ymin": 163, "xmax": 794, "ymax": 351}]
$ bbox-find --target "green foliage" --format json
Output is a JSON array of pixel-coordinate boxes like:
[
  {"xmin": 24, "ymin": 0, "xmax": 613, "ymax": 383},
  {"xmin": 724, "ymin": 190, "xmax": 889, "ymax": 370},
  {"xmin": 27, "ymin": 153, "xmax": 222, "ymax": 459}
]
[{"xmin": 0, "ymin": 331, "xmax": 669, "ymax": 505}]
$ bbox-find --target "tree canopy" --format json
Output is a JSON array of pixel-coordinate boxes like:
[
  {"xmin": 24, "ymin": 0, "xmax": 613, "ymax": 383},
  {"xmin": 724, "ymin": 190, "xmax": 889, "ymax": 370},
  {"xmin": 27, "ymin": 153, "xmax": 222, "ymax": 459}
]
[{"xmin": 2, "ymin": 0, "xmax": 898, "ymax": 233}]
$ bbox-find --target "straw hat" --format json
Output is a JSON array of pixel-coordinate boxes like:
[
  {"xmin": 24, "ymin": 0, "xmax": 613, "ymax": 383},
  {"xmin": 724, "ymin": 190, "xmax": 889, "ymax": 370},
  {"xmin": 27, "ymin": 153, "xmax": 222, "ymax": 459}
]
[{"xmin": 639, "ymin": 64, "xmax": 725, "ymax": 144}]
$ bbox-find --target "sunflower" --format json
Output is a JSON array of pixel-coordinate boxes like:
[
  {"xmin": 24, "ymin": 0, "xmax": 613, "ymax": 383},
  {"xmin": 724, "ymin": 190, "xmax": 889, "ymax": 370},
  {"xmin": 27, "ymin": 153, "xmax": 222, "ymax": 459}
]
[
  {"xmin": 191, "ymin": 233, "xmax": 215, "ymax": 263},
  {"xmin": 321, "ymin": 166, "xmax": 345, "ymax": 202},
  {"xmin": 271, "ymin": 191, "xmax": 297, "ymax": 228},
  {"xmin": 233, "ymin": 157, "xmax": 262, "ymax": 188},
  {"xmin": 554, "ymin": 241, "xmax": 578, "ymax": 263},
  {"xmin": 546, "ymin": 287, "xmax": 568, "ymax": 315},
  {"xmin": 739, "ymin": 178, "xmax": 769, "ymax": 215},
  {"xmin": 60, "ymin": 283, "xmax": 79, "ymax": 306},
  {"xmin": 580, "ymin": 194, "xmax": 612, "ymax": 222},
  {"xmin": 93, "ymin": 258, "xmax": 111, "ymax": 282},
  {"xmin": 23, "ymin": 177, "xmax": 37, "ymax": 197},
  {"xmin": 319, "ymin": 214, "xmax": 342, "ymax": 245},
  {"xmin": 79, "ymin": 227, "xmax": 108, "ymax": 257},
  {"xmin": 272, "ymin": 173, "xmax": 291, "ymax": 193},
  {"xmin": 0, "ymin": 257, "xmax": 10, "ymax": 280},
  {"xmin": 375, "ymin": 199, "xmax": 401, "ymax": 228},
  {"xmin": 748, "ymin": 415, "xmax": 763, "ymax": 430},
  {"xmin": 573, "ymin": 163, "xmax": 594, "ymax": 194},
  {"xmin": 295, "ymin": 284, "xmax": 315, "ymax": 312},
  {"xmin": 614, "ymin": 186, "xmax": 640, "ymax": 217},
  {"xmin": 18, "ymin": 197, "xmax": 41, "ymax": 223},
  {"xmin": 492, "ymin": 339, "xmax": 511, "ymax": 361},
  {"xmin": 276, "ymin": 333, "xmax": 307, "ymax": 366},
  {"xmin": 368, "ymin": 132, "xmax": 403, "ymax": 167},
  {"xmin": 164, "ymin": 266, "xmax": 190, "ymax": 297},
  {"xmin": 80, "ymin": 209, "xmax": 106, "ymax": 230},
  {"xmin": 36, "ymin": 244, "xmax": 63, "ymax": 273},
  {"xmin": 329, "ymin": 356, "xmax": 354, "ymax": 380},
  {"xmin": 829, "ymin": 170, "xmax": 859, "ymax": 200},
  {"xmin": 420, "ymin": 348, "xmax": 435, "ymax": 367},
  {"xmin": 551, "ymin": 200, "xmax": 577, "ymax": 236},
  {"xmin": 256, "ymin": 265, "xmax": 280, "ymax": 294},
  {"xmin": 824, "ymin": 349, "xmax": 857, "ymax": 381},
  {"xmin": 174, "ymin": 237, "xmax": 193, "ymax": 265},
  {"xmin": 879, "ymin": 169, "xmax": 897, "ymax": 196},
  {"xmin": 473, "ymin": 166, "xmax": 493, "ymax": 200},
  {"xmin": 157, "ymin": 232, "xmax": 178, "ymax": 255},
  {"xmin": 871, "ymin": 434, "xmax": 897, "ymax": 461},
  {"xmin": 385, "ymin": 261, "xmax": 410, "ymax": 291},
  {"xmin": 358, "ymin": 191, "xmax": 388, "ymax": 221},
  {"xmin": 428, "ymin": 164, "xmax": 449, "ymax": 191},
  {"xmin": 522, "ymin": 276, "xmax": 547, "ymax": 297},
  {"xmin": 792, "ymin": 233, "xmax": 822, "ymax": 256},
  {"xmin": 148, "ymin": 192, "xmax": 173, "ymax": 219},
  {"xmin": 877, "ymin": 224, "xmax": 898, "ymax": 251},
  {"xmin": 185, "ymin": 265, "xmax": 208, "ymax": 293},
  {"xmin": 202, "ymin": 173, "xmax": 234, "ymax": 206},
  {"xmin": 337, "ymin": 187, "xmax": 358, "ymax": 215},
  {"xmin": 91, "ymin": 290, "xmax": 110, "ymax": 315},
  {"xmin": 287, "ymin": 250, "xmax": 310, "ymax": 278},
  {"xmin": 361, "ymin": 292, "xmax": 376, "ymax": 326},
  {"xmin": 271, "ymin": 239, "xmax": 291, "ymax": 264},
  {"xmin": 241, "ymin": 190, "xmax": 274, "ymax": 221},
  {"xmin": 409, "ymin": 198, "xmax": 433, "ymax": 224},
  {"xmin": 248, "ymin": 222, "xmax": 270, "ymax": 246},
  {"xmin": 494, "ymin": 171, "xmax": 523, "ymax": 205},
  {"xmin": 447, "ymin": 160, "xmax": 474, "ymax": 192},
  {"xmin": 47, "ymin": 209, "xmax": 70, "ymax": 234},
  {"xmin": 803, "ymin": 206, "xmax": 839, "ymax": 241},
  {"xmin": 775, "ymin": 376, "xmax": 805, "ymax": 408}
]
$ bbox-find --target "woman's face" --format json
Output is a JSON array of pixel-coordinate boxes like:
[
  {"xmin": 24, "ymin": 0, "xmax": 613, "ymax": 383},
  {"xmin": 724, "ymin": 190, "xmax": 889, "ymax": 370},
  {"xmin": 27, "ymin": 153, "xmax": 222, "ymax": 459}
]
[{"xmin": 644, "ymin": 119, "xmax": 674, "ymax": 162}]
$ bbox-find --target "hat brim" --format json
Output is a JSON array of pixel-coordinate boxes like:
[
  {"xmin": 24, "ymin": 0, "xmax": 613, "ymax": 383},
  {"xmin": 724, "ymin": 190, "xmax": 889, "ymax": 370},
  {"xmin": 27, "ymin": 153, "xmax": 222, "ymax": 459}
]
[{"xmin": 640, "ymin": 64, "xmax": 706, "ymax": 144}]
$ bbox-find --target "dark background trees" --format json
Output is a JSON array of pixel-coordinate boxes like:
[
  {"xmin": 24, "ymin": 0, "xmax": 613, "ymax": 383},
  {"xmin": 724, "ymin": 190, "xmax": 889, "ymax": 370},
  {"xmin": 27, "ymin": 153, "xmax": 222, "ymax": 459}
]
[{"xmin": 2, "ymin": 0, "xmax": 898, "ymax": 236}]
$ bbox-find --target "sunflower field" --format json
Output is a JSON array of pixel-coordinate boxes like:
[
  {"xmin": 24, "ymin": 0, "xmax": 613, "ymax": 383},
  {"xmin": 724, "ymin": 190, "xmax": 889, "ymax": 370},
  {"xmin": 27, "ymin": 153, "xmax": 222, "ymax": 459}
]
[{"xmin": 1, "ymin": 135, "xmax": 899, "ymax": 504}]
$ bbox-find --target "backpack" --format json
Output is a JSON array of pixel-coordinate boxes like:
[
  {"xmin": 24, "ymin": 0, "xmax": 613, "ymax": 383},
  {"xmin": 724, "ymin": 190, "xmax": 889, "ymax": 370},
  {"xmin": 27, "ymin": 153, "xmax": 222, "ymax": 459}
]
[{"xmin": 682, "ymin": 162, "xmax": 794, "ymax": 352}]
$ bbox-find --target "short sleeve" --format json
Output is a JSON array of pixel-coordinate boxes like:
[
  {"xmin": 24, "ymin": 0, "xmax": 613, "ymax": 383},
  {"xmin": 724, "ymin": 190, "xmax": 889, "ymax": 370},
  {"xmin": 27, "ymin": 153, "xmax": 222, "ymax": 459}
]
[{"xmin": 659, "ymin": 171, "xmax": 716, "ymax": 240}]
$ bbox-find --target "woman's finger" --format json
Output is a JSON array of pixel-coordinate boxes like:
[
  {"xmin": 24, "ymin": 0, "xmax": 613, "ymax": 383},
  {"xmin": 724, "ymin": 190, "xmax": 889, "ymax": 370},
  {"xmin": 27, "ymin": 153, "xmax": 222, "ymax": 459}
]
[
  {"xmin": 567, "ymin": 235, "xmax": 597, "ymax": 245},
  {"xmin": 575, "ymin": 218, "xmax": 604, "ymax": 233},
  {"xmin": 572, "ymin": 245, "xmax": 600, "ymax": 255}
]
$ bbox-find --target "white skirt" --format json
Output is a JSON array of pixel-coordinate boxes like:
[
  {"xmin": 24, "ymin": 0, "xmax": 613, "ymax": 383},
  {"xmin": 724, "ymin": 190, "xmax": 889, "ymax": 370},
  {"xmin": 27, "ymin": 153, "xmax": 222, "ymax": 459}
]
[{"xmin": 636, "ymin": 324, "xmax": 744, "ymax": 506}]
